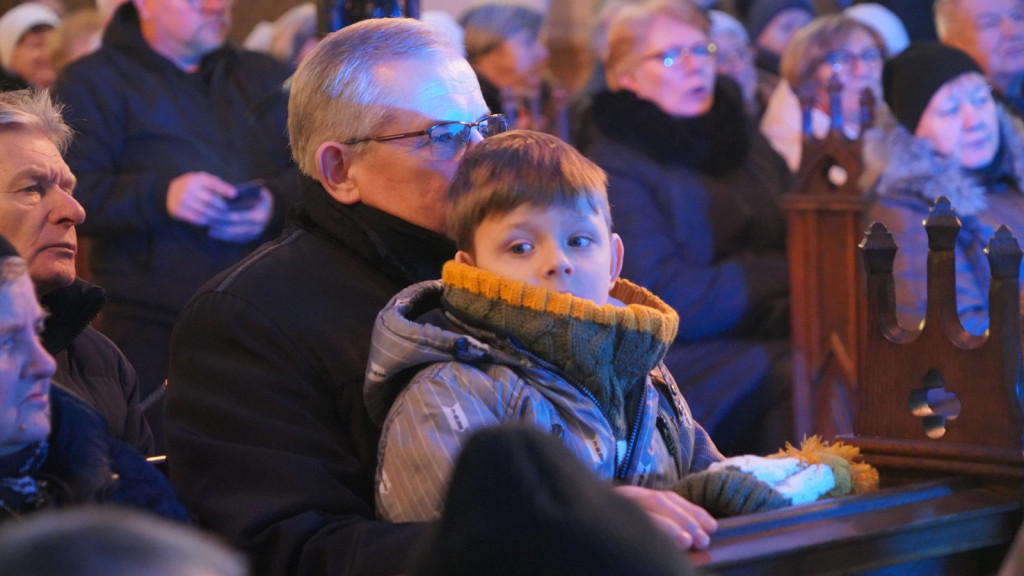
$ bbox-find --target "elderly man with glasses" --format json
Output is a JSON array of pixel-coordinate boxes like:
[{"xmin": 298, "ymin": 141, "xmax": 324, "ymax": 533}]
[
  {"xmin": 162, "ymin": 17, "xmax": 497, "ymax": 576},
  {"xmin": 163, "ymin": 16, "xmax": 717, "ymax": 576},
  {"xmin": 51, "ymin": 0, "xmax": 299, "ymax": 452}
]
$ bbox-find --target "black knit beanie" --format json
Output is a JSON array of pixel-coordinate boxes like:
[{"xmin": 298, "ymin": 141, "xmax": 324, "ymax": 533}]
[
  {"xmin": 410, "ymin": 426, "xmax": 697, "ymax": 576},
  {"xmin": 882, "ymin": 42, "xmax": 985, "ymax": 133}
]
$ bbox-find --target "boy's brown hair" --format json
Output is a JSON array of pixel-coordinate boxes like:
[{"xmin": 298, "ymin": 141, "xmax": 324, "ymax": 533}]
[{"xmin": 446, "ymin": 130, "xmax": 610, "ymax": 253}]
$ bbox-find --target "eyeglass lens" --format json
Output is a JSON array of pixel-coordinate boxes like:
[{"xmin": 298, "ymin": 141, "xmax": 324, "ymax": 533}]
[
  {"xmin": 426, "ymin": 115, "xmax": 508, "ymax": 155},
  {"xmin": 657, "ymin": 43, "xmax": 717, "ymax": 67},
  {"xmin": 826, "ymin": 48, "xmax": 882, "ymax": 70}
]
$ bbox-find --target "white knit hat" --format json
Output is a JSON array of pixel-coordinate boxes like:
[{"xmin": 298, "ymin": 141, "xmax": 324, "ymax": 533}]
[
  {"xmin": 845, "ymin": 3, "xmax": 910, "ymax": 56},
  {"xmin": 0, "ymin": 3, "xmax": 60, "ymax": 71}
]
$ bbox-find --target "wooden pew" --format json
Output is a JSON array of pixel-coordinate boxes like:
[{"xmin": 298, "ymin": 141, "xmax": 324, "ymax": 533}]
[
  {"xmin": 692, "ymin": 78, "xmax": 1023, "ymax": 574},
  {"xmin": 689, "ymin": 206, "xmax": 1024, "ymax": 573}
]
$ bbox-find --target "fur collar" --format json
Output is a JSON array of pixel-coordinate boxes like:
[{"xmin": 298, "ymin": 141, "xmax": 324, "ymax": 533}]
[
  {"xmin": 861, "ymin": 105, "xmax": 1024, "ymax": 216},
  {"xmin": 590, "ymin": 77, "xmax": 751, "ymax": 176}
]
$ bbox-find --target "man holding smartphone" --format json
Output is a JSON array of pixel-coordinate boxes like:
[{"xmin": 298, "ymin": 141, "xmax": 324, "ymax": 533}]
[{"xmin": 52, "ymin": 0, "xmax": 299, "ymax": 450}]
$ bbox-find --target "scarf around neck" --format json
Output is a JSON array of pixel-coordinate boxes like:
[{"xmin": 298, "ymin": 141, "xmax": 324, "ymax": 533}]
[
  {"xmin": 590, "ymin": 76, "xmax": 751, "ymax": 176},
  {"xmin": 0, "ymin": 441, "xmax": 50, "ymax": 517},
  {"xmin": 440, "ymin": 261, "xmax": 679, "ymax": 439}
]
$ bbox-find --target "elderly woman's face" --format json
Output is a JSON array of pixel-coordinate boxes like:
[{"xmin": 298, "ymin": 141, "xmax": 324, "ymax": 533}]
[
  {"xmin": 812, "ymin": 29, "xmax": 884, "ymax": 122},
  {"xmin": 617, "ymin": 18, "xmax": 716, "ymax": 117},
  {"xmin": 915, "ymin": 73, "xmax": 1000, "ymax": 170},
  {"xmin": 0, "ymin": 273, "xmax": 55, "ymax": 456}
]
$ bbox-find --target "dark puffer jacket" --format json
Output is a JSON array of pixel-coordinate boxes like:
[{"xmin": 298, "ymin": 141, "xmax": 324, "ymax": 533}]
[
  {"xmin": 41, "ymin": 279, "xmax": 153, "ymax": 455},
  {"xmin": 165, "ymin": 177, "xmax": 455, "ymax": 576},
  {"xmin": 51, "ymin": 2, "xmax": 299, "ymax": 324}
]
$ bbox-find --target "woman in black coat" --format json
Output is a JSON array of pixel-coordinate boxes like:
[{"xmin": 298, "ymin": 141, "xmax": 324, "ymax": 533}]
[{"xmin": 584, "ymin": 0, "xmax": 793, "ymax": 455}]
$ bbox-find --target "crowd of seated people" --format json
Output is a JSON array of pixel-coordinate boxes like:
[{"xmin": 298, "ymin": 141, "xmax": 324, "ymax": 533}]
[{"xmin": 0, "ymin": 1, "xmax": 1022, "ymax": 575}]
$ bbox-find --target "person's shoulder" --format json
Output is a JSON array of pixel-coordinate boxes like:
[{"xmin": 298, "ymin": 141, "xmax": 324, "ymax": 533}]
[{"xmin": 228, "ymin": 44, "xmax": 294, "ymax": 80}]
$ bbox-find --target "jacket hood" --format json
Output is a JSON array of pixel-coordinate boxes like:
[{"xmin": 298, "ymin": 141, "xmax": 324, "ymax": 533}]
[
  {"xmin": 363, "ymin": 264, "xmax": 680, "ymax": 429},
  {"xmin": 364, "ymin": 279, "xmax": 494, "ymax": 426},
  {"xmin": 861, "ymin": 104, "xmax": 1024, "ymax": 217}
]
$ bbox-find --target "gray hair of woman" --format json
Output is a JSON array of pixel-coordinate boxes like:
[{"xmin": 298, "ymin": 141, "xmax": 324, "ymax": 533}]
[{"xmin": 460, "ymin": 3, "xmax": 546, "ymax": 65}]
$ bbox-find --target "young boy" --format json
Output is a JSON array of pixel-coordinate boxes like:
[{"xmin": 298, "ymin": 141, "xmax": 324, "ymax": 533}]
[{"xmin": 364, "ymin": 130, "xmax": 723, "ymax": 524}]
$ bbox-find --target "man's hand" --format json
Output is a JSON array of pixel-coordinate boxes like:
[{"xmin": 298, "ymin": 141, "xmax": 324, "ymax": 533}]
[
  {"xmin": 208, "ymin": 187, "xmax": 274, "ymax": 243},
  {"xmin": 614, "ymin": 485, "xmax": 717, "ymax": 550},
  {"xmin": 166, "ymin": 171, "xmax": 236, "ymax": 226}
]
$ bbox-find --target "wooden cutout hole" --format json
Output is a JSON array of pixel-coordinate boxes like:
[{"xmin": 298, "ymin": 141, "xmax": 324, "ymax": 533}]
[{"xmin": 907, "ymin": 370, "xmax": 961, "ymax": 439}]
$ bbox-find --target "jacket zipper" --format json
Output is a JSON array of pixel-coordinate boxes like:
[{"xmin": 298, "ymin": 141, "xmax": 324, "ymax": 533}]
[{"xmin": 507, "ymin": 341, "xmax": 647, "ymax": 480}]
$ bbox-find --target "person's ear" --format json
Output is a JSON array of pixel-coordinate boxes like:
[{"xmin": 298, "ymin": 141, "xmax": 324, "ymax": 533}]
[
  {"xmin": 455, "ymin": 250, "xmax": 476, "ymax": 266},
  {"xmin": 316, "ymin": 141, "xmax": 361, "ymax": 205},
  {"xmin": 608, "ymin": 232, "xmax": 624, "ymax": 290}
]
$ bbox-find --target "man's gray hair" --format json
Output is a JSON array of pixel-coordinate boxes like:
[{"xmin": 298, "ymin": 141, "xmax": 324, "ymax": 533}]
[
  {"xmin": 0, "ymin": 89, "xmax": 72, "ymax": 153},
  {"xmin": 288, "ymin": 18, "xmax": 459, "ymax": 177}
]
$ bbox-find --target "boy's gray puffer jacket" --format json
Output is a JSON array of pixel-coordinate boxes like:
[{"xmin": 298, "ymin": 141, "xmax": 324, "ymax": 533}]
[{"xmin": 364, "ymin": 266, "xmax": 723, "ymax": 522}]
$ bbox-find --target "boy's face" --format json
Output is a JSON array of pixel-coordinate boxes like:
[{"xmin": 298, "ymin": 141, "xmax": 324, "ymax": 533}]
[{"xmin": 456, "ymin": 199, "xmax": 623, "ymax": 306}]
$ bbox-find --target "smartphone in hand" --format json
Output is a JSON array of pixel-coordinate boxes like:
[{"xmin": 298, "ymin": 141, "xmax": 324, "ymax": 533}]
[{"xmin": 227, "ymin": 179, "xmax": 264, "ymax": 210}]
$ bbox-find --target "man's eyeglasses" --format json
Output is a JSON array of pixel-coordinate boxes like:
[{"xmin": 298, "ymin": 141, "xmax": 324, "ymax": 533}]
[
  {"xmin": 825, "ymin": 48, "xmax": 883, "ymax": 72},
  {"xmin": 642, "ymin": 43, "xmax": 718, "ymax": 68},
  {"xmin": 343, "ymin": 113, "xmax": 508, "ymax": 159}
]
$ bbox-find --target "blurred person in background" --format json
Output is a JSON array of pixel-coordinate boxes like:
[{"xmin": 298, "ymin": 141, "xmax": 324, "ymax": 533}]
[
  {"xmin": 461, "ymin": 2, "xmax": 552, "ymax": 131},
  {"xmin": 0, "ymin": 3, "xmax": 59, "ymax": 90},
  {"xmin": 709, "ymin": 9, "xmax": 773, "ymax": 118},
  {"xmin": 584, "ymin": 0, "xmax": 793, "ymax": 456},
  {"xmin": 935, "ymin": 0, "xmax": 1024, "ymax": 118},
  {"xmin": 760, "ymin": 13, "xmax": 892, "ymax": 172},
  {"xmin": 745, "ymin": 0, "xmax": 813, "ymax": 77}
]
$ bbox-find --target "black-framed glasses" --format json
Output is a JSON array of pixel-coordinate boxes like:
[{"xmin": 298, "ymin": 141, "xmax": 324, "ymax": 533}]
[
  {"xmin": 343, "ymin": 113, "xmax": 508, "ymax": 159},
  {"xmin": 825, "ymin": 47, "xmax": 883, "ymax": 71},
  {"xmin": 642, "ymin": 43, "xmax": 718, "ymax": 68}
]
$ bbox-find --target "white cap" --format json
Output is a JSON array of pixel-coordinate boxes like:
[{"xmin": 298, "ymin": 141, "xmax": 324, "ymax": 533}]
[
  {"xmin": 845, "ymin": 3, "xmax": 910, "ymax": 56},
  {"xmin": 0, "ymin": 3, "xmax": 61, "ymax": 70}
]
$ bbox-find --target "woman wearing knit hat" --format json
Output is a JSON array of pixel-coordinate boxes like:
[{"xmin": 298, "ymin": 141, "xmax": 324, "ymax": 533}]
[
  {"xmin": 0, "ymin": 3, "xmax": 60, "ymax": 90},
  {"xmin": 860, "ymin": 43, "xmax": 1024, "ymax": 335}
]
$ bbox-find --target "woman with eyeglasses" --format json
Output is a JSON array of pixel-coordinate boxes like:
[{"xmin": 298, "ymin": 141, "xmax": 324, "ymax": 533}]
[
  {"xmin": 861, "ymin": 43, "xmax": 1024, "ymax": 336},
  {"xmin": 760, "ymin": 14, "xmax": 892, "ymax": 173},
  {"xmin": 584, "ymin": 0, "xmax": 793, "ymax": 456}
]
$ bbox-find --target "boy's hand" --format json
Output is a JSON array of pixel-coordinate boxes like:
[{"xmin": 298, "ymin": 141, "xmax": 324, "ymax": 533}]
[{"xmin": 613, "ymin": 485, "xmax": 717, "ymax": 550}]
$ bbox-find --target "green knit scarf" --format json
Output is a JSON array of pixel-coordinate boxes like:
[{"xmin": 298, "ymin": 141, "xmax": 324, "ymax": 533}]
[{"xmin": 441, "ymin": 261, "xmax": 679, "ymax": 440}]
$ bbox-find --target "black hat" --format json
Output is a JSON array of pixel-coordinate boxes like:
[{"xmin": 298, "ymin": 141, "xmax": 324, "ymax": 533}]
[
  {"xmin": 883, "ymin": 42, "xmax": 985, "ymax": 133},
  {"xmin": 410, "ymin": 426, "xmax": 697, "ymax": 576}
]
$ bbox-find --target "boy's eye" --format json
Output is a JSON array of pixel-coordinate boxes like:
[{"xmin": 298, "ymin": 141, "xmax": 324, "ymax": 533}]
[
  {"xmin": 509, "ymin": 242, "xmax": 533, "ymax": 255},
  {"xmin": 568, "ymin": 236, "xmax": 592, "ymax": 248}
]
